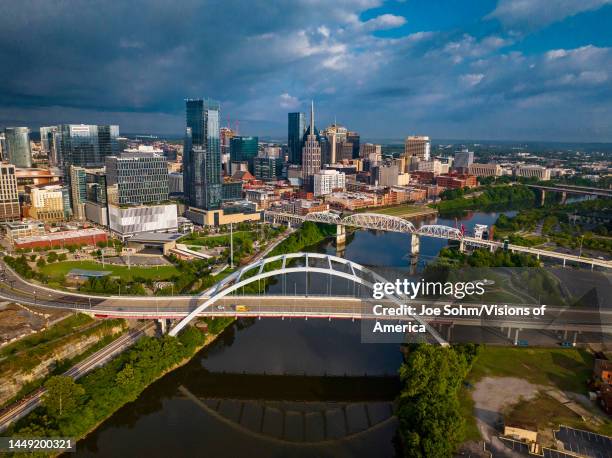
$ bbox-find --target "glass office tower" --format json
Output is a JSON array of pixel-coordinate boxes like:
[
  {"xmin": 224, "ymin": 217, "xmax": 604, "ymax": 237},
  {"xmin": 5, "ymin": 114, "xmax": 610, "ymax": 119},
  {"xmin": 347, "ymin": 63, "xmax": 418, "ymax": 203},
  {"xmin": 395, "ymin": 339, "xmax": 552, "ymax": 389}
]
[
  {"xmin": 184, "ymin": 98, "xmax": 222, "ymax": 210},
  {"xmin": 56, "ymin": 124, "xmax": 119, "ymax": 170},
  {"xmin": 288, "ymin": 112, "xmax": 306, "ymax": 165},
  {"xmin": 4, "ymin": 127, "xmax": 32, "ymax": 168},
  {"xmin": 230, "ymin": 136, "xmax": 258, "ymax": 170}
]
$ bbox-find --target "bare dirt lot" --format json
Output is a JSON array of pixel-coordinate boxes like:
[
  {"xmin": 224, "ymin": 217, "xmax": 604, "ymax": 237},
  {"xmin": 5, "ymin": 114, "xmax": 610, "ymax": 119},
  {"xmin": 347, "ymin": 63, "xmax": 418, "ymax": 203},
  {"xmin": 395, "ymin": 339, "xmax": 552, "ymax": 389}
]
[{"xmin": 472, "ymin": 376, "xmax": 540, "ymax": 457}]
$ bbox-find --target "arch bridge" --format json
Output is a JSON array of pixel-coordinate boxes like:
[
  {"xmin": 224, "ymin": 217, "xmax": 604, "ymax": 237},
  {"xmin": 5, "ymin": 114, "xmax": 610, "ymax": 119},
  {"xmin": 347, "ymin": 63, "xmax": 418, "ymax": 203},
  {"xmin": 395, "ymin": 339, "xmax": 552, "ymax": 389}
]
[{"xmin": 168, "ymin": 252, "xmax": 448, "ymax": 345}]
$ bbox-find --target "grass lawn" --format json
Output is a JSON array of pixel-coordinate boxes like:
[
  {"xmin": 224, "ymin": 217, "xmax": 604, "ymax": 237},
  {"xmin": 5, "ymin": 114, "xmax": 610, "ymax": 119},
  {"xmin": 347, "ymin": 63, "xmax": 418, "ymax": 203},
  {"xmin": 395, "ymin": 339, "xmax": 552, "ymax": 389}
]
[
  {"xmin": 371, "ymin": 204, "xmax": 432, "ymax": 217},
  {"xmin": 39, "ymin": 260, "xmax": 180, "ymax": 282},
  {"xmin": 466, "ymin": 346, "xmax": 593, "ymax": 393}
]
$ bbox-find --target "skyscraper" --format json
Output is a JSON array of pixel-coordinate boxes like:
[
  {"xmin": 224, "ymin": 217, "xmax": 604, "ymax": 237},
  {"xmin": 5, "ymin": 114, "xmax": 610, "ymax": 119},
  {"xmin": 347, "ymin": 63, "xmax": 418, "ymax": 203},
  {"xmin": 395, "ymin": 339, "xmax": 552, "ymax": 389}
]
[
  {"xmin": 230, "ymin": 136, "xmax": 258, "ymax": 170},
  {"xmin": 0, "ymin": 163, "xmax": 20, "ymax": 222},
  {"xmin": 4, "ymin": 127, "xmax": 32, "ymax": 168},
  {"xmin": 301, "ymin": 101, "xmax": 322, "ymax": 190},
  {"xmin": 184, "ymin": 98, "xmax": 222, "ymax": 210},
  {"xmin": 288, "ymin": 112, "xmax": 306, "ymax": 164},
  {"xmin": 40, "ymin": 126, "xmax": 58, "ymax": 165},
  {"xmin": 347, "ymin": 131, "xmax": 360, "ymax": 159},
  {"xmin": 404, "ymin": 136, "xmax": 431, "ymax": 162},
  {"xmin": 453, "ymin": 148, "xmax": 474, "ymax": 172},
  {"xmin": 56, "ymin": 124, "xmax": 119, "ymax": 170},
  {"xmin": 105, "ymin": 151, "xmax": 170, "ymax": 206}
]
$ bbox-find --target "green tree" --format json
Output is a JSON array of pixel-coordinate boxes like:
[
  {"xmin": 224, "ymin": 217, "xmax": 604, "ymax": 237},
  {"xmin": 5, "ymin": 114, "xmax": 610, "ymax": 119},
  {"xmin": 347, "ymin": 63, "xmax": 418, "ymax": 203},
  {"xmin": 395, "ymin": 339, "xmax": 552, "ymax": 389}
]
[
  {"xmin": 58, "ymin": 253, "xmax": 67, "ymax": 262},
  {"xmin": 36, "ymin": 258, "xmax": 46, "ymax": 268},
  {"xmin": 42, "ymin": 375, "xmax": 85, "ymax": 418},
  {"xmin": 47, "ymin": 251, "xmax": 58, "ymax": 263}
]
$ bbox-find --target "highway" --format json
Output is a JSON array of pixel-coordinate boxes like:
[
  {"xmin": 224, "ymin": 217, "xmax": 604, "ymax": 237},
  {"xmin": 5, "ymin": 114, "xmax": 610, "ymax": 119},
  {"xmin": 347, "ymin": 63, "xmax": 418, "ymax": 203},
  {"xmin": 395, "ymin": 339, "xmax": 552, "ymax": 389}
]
[
  {"xmin": 0, "ymin": 323, "xmax": 152, "ymax": 432},
  {"xmin": 1, "ymin": 258, "xmax": 610, "ymax": 334}
]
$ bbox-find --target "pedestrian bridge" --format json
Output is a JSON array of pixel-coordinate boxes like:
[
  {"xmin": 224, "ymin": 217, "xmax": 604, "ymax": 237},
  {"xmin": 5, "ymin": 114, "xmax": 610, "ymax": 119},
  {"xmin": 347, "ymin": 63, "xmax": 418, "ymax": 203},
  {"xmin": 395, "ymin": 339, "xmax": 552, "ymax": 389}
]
[{"xmin": 264, "ymin": 210, "xmax": 612, "ymax": 269}]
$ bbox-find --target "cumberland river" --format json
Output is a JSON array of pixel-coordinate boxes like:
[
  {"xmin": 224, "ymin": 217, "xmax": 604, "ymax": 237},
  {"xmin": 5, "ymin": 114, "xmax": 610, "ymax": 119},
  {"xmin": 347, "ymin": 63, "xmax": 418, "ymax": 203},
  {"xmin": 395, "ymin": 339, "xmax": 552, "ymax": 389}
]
[{"xmin": 73, "ymin": 211, "xmax": 511, "ymax": 457}]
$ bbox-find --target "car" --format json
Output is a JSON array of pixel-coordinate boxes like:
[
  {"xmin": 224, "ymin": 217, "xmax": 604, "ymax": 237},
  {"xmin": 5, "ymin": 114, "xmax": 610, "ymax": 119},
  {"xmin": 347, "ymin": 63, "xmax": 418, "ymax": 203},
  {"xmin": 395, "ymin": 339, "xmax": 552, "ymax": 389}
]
[
  {"xmin": 233, "ymin": 304, "xmax": 249, "ymax": 312},
  {"xmin": 517, "ymin": 339, "xmax": 529, "ymax": 347},
  {"xmin": 561, "ymin": 341, "xmax": 574, "ymax": 348},
  {"xmin": 217, "ymin": 305, "xmax": 225, "ymax": 311}
]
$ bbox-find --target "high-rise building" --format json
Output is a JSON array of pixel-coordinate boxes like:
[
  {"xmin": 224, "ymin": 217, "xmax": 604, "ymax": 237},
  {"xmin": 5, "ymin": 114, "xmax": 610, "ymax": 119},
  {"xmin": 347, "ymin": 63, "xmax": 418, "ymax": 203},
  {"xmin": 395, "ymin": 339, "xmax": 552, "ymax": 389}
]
[
  {"xmin": 0, "ymin": 133, "xmax": 6, "ymax": 161},
  {"xmin": 359, "ymin": 143, "xmax": 381, "ymax": 159},
  {"xmin": 105, "ymin": 151, "xmax": 169, "ymax": 205},
  {"xmin": 56, "ymin": 124, "xmax": 119, "ymax": 171},
  {"xmin": 29, "ymin": 185, "xmax": 66, "ymax": 222},
  {"xmin": 253, "ymin": 156, "xmax": 283, "ymax": 180},
  {"xmin": 404, "ymin": 136, "xmax": 431, "ymax": 162},
  {"xmin": 301, "ymin": 101, "xmax": 322, "ymax": 190},
  {"xmin": 69, "ymin": 165, "xmax": 88, "ymax": 220},
  {"xmin": 230, "ymin": 136, "xmax": 258, "ymax": 170},
  {"xmin": 168, "ymin": 172, "xmax": 184, "ymax": 195},
  {"xmin": 4, "ymin": 127, "xmax": 32, "ymax": 168},
  {"xmin": 313, "ymin": 169, "xmax": 346, "ymax": 196},
  {"xmin": 0, "ymin": 163, "xmax": 20, "ymax": 222},
  {"xmin": 453, "ymin": 148, "xmax": 474, "ymax": 172},
  {"xmin": 347, "ymin": 131, "xmax": 360, "ymax": 159},
  {"xmin": 40, "ymin": 126, "xmax": 58, "ymax": 165},
  {"xmin": 288, "ymin": 112, "xmax": 306, "ymax": 164},
  {"xmin": 184, "ymin": 98, "xmax": 222, "ymax": 210},
  {"xmin": 104, "ymin": 151, "xmax": 176, "ymax": 237},
  {"xmin": 322, "ymin": 123, "xmax": 348, "ymax": 165}
]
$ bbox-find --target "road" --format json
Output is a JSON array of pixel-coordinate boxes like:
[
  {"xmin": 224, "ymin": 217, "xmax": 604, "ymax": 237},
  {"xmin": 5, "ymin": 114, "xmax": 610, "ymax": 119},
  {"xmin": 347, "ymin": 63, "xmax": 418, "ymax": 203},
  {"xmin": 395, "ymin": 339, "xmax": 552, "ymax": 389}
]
[
  {"xmin": 1, "ymin": 259, "xmax": 610, "ymax": 333},
  {"xmin": 0, "ymin": 323, "xmax": 151, "ymax": 432}
]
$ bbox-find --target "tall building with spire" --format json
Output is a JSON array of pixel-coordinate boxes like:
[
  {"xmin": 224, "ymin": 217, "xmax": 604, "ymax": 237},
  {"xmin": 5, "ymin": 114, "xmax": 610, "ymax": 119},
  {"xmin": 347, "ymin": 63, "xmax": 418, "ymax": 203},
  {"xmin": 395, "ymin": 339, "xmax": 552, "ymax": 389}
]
[{"xmin": 301, "ymin": 101, "xmax": 322, "ymax": 190}]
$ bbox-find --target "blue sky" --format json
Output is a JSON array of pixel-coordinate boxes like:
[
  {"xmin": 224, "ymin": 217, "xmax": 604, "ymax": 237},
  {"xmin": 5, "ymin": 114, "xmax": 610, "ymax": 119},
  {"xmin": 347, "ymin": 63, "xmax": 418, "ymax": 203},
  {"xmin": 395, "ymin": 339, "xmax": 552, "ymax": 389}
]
[{"xmin": 0, "ymin": 0, "xmax": 611, "ymax": 141}]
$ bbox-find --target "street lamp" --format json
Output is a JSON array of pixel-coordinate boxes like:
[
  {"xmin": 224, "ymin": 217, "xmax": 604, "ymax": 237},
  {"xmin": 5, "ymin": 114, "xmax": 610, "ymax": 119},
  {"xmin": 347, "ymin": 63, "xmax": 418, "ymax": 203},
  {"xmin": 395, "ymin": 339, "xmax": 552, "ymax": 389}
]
[{"xmin": 578, "ymin": 234, "xmax": 584, "ymax": 258}]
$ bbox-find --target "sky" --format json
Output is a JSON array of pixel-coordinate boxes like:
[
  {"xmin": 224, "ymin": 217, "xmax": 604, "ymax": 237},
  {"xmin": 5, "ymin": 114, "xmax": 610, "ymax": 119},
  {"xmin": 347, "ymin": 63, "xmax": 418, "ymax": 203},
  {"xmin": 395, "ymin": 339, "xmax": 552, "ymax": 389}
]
[{"xmin": 0, "ymin": 0, "xmax": 611, "ymax": 142}]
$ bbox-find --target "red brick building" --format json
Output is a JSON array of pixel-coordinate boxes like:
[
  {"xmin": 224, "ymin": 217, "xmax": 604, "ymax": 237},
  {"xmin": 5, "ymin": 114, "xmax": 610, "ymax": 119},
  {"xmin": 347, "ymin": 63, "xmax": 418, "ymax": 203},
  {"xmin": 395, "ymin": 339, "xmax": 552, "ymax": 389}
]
[
  {"xmin": 13, "ymin": 228, "xmax": 108, "ymax": 250},
  {"xmin": 436, "ymin": 173, "xmax": 478, "ymax": 189}
]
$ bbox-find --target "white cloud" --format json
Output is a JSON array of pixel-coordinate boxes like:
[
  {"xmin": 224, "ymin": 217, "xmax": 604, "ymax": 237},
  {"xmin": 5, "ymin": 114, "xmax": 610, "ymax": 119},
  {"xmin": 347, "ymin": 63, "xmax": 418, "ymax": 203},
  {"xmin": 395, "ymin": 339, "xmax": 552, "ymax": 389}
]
[
  {"xmin": 279, "ymin": 92, "xmax": 300, "ymax": 109},
  {"xmin": 460, "ymin": 73, "xmax": 485, "ymax": 87},
  {"xmin": 486, "ymin": 0, "xmax": 612, "ymax": 30},
  {"xmin": 361, "ymin": 14, "xmax": 406, "ymax": 31}
]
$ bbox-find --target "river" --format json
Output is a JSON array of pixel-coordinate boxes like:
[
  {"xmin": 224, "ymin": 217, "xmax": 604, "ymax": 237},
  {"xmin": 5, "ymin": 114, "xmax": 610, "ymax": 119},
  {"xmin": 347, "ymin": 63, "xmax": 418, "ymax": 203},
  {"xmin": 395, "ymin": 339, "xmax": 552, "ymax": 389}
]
[{"xmin": 73, "ymin": 210, "xmax": 510, "ymax": 457}]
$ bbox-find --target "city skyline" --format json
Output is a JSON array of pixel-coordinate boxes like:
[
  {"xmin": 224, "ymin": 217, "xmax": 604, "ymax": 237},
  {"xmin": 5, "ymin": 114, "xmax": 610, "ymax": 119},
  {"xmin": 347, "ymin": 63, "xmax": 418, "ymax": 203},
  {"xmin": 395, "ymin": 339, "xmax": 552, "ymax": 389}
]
[{"xmin": 0, "ymin": 0, "xmax": 612, "ymax": 142}]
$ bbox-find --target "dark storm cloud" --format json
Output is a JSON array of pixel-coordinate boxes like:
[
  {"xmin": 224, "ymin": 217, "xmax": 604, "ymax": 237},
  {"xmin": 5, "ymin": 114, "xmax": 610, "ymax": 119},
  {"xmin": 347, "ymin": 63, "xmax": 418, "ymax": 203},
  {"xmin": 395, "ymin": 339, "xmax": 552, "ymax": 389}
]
[{"xmin": 0, "ymin": 0, "xmax": 611, "ymax": 141}]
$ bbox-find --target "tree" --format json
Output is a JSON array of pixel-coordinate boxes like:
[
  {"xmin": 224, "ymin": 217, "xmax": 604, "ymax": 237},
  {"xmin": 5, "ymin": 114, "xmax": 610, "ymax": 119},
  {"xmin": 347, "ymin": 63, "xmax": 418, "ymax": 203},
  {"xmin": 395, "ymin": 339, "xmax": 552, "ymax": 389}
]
[
  {"xmin": 42, "ymin": 376, "xmax": 84, "ymax": 418},
  {"xmin": 30, "ymin": 254, "xmax": 37, "ymax": 262},
  {"xmin": 58, "ymin": 253, "xmax": 67, "ymax": 262},
  {"xmin": 47, "ymin": 251, "xmax": 58, "ymax": 263},
  {"xmin": 36, "ymin": 258, "xmax": 46, "ymax": 268}
]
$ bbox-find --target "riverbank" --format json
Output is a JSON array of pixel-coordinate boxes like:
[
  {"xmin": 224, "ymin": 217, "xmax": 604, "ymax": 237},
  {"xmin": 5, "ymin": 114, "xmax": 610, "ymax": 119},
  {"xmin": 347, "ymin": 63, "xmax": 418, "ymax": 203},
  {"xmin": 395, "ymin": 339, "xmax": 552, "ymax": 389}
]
[
  {"xmin": 433, "ymin": 184, "xmax": 536, "ymax": 216},
  {"xmin": 7, "ymin": 318, "xmax": 236, "ymax": 456}
]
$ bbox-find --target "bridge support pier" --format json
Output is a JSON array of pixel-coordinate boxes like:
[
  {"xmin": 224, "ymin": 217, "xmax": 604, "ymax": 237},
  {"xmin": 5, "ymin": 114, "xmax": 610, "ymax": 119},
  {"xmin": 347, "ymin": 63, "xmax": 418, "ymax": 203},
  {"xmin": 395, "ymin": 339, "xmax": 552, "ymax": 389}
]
[
  {"xmin": 507, "ymin": 327, "xmax": 512, "ymax": 339},
  {"xmin": 540, "ymin": 190, "xmax": 546, "ymax": 206},
  {"xmin": 410, "ymin": 233, "xmax": 420, "ymax": 256},
  {"xmin": 560, "ymin": 191, "xmax": 567, "ymax": 204},
  {"xmin": 446, "ymin": 324, "xmax": 454, "ymax": 342},
  {"xmin": 336, "ymin": 224, "xmax": 346, "ymax": 247},
  {"xmin": 514, "ymin": 328, "xmax": 521, "ymax": 345},
  {"xmin": 459, "ymin": 239, "xmax": 465, "ymax": 253},
  {"xmin": 158, "ymin": 319, "xmax": 167, "ymax": 334},
  {"xmin": 572, "ymin": 331, "xmax": 578, "ymax": 347}
]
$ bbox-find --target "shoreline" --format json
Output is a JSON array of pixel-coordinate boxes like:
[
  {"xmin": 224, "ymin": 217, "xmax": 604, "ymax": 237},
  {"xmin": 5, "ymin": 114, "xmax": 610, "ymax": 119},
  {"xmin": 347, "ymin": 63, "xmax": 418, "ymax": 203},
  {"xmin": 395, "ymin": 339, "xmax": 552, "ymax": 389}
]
[{"xmin": 70, "ymin": 319, "xmax": 236, "ymax": 450}]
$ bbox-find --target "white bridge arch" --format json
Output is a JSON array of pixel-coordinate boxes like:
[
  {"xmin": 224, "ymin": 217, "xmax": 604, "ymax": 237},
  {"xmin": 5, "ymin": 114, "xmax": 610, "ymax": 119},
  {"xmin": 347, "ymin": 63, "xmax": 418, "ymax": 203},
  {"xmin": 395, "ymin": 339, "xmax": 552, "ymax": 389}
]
[{"xmin": 169, "ymin": 252, "xmax": 448, "ymax": 345}]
